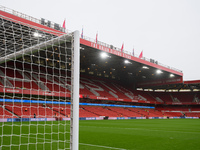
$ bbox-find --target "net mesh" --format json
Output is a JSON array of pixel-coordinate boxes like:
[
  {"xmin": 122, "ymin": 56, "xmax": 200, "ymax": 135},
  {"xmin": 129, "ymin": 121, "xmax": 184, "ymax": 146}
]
[{"xmin": 0, "ymin": 15, "xmax": 74, "ymax": 150}]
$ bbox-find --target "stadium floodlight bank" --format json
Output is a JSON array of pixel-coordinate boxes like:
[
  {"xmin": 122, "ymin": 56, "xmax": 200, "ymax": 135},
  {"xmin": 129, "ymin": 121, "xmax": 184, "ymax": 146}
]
[{"xmin": 0, "ymin": 15, "xmax": 80, "ymax": 150}]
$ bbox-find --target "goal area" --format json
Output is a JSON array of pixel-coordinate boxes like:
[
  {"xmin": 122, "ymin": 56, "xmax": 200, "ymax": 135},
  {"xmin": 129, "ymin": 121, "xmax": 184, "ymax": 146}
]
[{"xmin": 0, "ymin": 15, "xmax": 80, "ymax": 150}]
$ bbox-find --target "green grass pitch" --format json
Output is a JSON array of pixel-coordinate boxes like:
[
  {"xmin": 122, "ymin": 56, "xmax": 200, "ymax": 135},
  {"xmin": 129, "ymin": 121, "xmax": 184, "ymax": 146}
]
[{"xmin": 0, "ymin": 119, "xmax": 200, "ymax": 150}]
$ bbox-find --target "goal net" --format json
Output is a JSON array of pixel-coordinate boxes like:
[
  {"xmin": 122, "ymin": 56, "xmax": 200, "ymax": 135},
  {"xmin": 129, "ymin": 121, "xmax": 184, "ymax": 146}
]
[{"xmin": 0, "ymin": 15, "xmax": 79, "ymax": 150}]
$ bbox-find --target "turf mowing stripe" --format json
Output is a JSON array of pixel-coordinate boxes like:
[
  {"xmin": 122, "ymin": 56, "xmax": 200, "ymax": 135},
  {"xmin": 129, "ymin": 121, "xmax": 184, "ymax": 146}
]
[{"xmin": 80, "ymin": 125, "xmax": 200, "ymax": 134}]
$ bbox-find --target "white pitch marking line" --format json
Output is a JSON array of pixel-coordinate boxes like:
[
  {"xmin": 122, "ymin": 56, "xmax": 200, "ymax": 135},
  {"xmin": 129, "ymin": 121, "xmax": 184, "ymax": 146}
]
[{"xmin": 79, "ymin": 143, "xmax": 127, "ymax": 150}]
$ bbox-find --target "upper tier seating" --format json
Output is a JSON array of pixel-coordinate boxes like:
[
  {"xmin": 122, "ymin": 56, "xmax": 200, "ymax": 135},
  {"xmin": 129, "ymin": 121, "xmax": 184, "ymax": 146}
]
[
  {"xmin": 149, "ymin": 92, "xmax": 173, "ymax": 102},
  {"xmin": 149, "ymin": 91, "xmax": 199, "ymax": 103},
  {"xmin": 1, "ymin": 67, "xmax": 199, "ymax": 104},
  {"xmin": 170, "ymin": 92, "xmax": 195, "ymax": 102}
]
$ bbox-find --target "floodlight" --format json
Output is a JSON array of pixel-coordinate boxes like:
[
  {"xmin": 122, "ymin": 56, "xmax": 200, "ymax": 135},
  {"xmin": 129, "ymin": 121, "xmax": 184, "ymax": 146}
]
[
  {"xmin": 100, "ymin": 52, "xmax": 109, "ymax": 58},
  {"xmin": 142, "ymin": 66, "xmax": 149, "ymax": 69},
  {"xmin": 33, "ymin": 32, "xmax": 42, "ymax": 37},
  {"xmin": 124, "ymin": 60, "xmax": 130, "ymax": 64},
  {"xmin": 124, "ymin": 60, "xmax": 132, "ymax": 64},
  {"xmin": 156, "ymin": 70, "xmax": 163, "ymax": 74},
  {"xmin": 80, "ymin": 47, "xmax": 85, "ymax": 50},
  {"xmin": 170, "ymin": 74, "xmax": 175, "ymax": 77}
]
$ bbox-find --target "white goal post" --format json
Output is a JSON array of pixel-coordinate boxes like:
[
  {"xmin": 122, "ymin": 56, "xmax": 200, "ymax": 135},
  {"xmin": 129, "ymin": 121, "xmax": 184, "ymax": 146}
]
[
  {"xmin": 0, "ymin": 14, "xmax": 80, "ymax": 150},
  {"xmin": 71, "ymin": 30, "xmax": 80, "ymax": 150}
]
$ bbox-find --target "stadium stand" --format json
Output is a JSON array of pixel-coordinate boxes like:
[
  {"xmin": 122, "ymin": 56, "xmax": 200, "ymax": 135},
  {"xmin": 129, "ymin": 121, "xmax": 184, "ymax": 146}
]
[
  {"xmin": 170, "ymin": 92, "xmax": 195, "ymax": 102},
  {"xmin": 148, "ymin": 92, "xmax": 173, "ymax": 102},
  {"xmin": 0, "ymin": 105, "xmax": 17, "ymax": 118},
  {"xmin": 4, "ymin": 103, "xmax": 65, "ymax": 118},
  {"xmin": 162, "ymin": 112, "xmax": 183, "ymax": 117},
  {"xmin": 82, "ymin": 106, "xmax": 119, "ymax": 117},
  {"xmin": 48, "ymin": 105, "xmax": 71, "ymax": 117},
  {"xmin": 108, "ymin": 107, "xmax": 140, "ymax": 117},
  {"xmin": 1, "ymin": 67, "xmax": 200, "ymax": 119},
  {"xmin": 0, "ymin": 65, "xmax": 200, "ymax": 119},
  {"xmin": 184, "ymin": 112, "xmax": 200, "ymax": 117},
  {"xmin": 0, "ymin": 5, "xmax": 199, "ymax": 121},
  {"xmin": 1, "ymin": 66, "xmax": 199, "ymax": 105},
  {"xmin": 1, "ymin": 100, "xmax": 200, "ymax": 118}
]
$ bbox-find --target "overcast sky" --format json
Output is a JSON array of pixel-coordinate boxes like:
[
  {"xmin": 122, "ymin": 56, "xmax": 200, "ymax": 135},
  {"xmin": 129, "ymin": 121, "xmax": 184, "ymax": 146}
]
[{"xmin": 1, "ymin": 0, "xmax": 200, "ymax": 81}]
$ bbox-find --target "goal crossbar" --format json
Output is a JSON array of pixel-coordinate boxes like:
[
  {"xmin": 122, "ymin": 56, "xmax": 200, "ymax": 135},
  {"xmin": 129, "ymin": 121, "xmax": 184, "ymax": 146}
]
[{"xmin": 0, "ymin": 33, "xmax": 72, "ymax": 64}]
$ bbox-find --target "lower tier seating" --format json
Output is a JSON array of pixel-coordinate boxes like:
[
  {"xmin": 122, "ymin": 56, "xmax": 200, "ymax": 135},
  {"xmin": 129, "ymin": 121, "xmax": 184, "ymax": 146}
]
[{"xmin": 0, "ymin": 103, "xmax": 199, "ymax": 118}]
